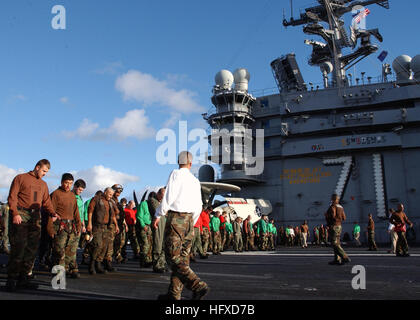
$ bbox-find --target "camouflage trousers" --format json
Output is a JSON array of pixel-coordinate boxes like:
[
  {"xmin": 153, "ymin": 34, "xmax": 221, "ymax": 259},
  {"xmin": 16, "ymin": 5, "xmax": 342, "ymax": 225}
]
[
  {"xmin": 1, "ymin": 205, "xmax": 10, "ymax": 250},
  {"xmin": 368, "ymin": 231, "xmax": 377, "ymax": 250},
  {"xmin": 225, "ymin": 233, "xmax": 233, "ymax": 250},
  {"xmin": 127, "ymin": 224, "xmax": 140, "ymax": 256},
  {"xmin": 152, "ymin": 216, "xmax": 166, "ymax": 271},
  {"xmin": 91, "ymin": 224, "xmax": 107, "ymax": 262},
  {"xmin": 396, "ymin": 231, "xmax": 409, "ymax": 255},
  {"xmin": 268, "ymin": 233, "xmax": 275, "ymax": 250},
  {"xmin": 164, "ymin": 211, "xmax": 207, "ymax": 300},
  {"xmin": 51, "ymin": 221, "xmax": 79, "ymax": 272},
  {"xmin": 243, "ymin": 234, "xmax": 250, "ymax": 250},
  {"xmin": 113, "ymin": 226, "xmax": 126, "ymax": 262},
  {"xmin": 234, "ymin": 233, "xmax": 243, "ymax": 252},
  {"xmin": 102, "ymin": 224, "xmax": 116, "ymax": 262},
  {"xmin": 201, "ymin": 227, "xmax": 210, "ymax": 255},
  {"xmin": 138, "ymin": 225, "xmax": 153, "ymax": 266},
  {"xmin": 191, "ymin": 227, "xmax": 205, "ymax": 256},
  {"xmin": 8, "ymin": 211, "xmax": 41, "ymax": 279},
  {"xmin": 258, "ymin": 234, "xmax": 269, "ymax": 250},
  {"xmin": 220, "ymin": 229, "xmax": 227, "ymax": 251},
  {"xmin": 212, "ymin": 231, "xmax": 222, "ymax": 254},
  {"xmin": 79, "ymin": 232, "xmax": 90, "ymax": 260},
  {"xmin": 249, "ymin": 234, "xmax": 256, "ymax": 250},
  {"xmin": 330, "ymin": 225, "xmax": 349, "ymax": 262}
]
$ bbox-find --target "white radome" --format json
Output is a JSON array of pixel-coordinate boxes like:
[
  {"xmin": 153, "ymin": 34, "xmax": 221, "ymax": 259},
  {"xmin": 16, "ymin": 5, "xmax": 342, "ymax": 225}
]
[
  {"xmin": 410, "ymin": 55, "xmax": 420, "ymax": 77},
  {"xmin": 233, "ymin": 68, "xmax": 250, "ymax": 91},
  {"xmin": 392, "ymin": 55, "xmax": 412, "ymax": 76},
  {"xmin": 215, "ymin": 70, "xmax": 234, "ymax": 89}
]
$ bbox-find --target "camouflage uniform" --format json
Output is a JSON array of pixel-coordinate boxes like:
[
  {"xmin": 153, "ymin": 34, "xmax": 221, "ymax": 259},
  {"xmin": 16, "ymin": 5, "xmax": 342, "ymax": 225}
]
[
  {"xmin": 51, "ymin": 221, "xmax": 79, "ymax": 272},
  {"xmin": 8, "ymin": 210, "xmax": 42, "ymax": 279},
  {"xmin": 136, "ymin": 201, "xmax": 153, "ymax": 267},
  {"xmin": 102, "ymin": 223, "xmax": 116, "ymax": 263},
  {"xmin": 256, "ymin": 219, "xmax": 269, "ymax": 250},
  {"xmin": 330, "ymin": 225, "xmax": 348, "ymax": 261},
  {"xmin": 201, "ymin": 227, "xmax": 210, "ymax": 255},
  {"xmin": 210, "ymin": 216, "xmax": 222, "ymax": 254},
  {"xmin": 91, "ymin": 224, "xmax": 108, "ymax": 262},
  {"xmin": 148, "ymin": 196, "xmax": 166, "ymax": 271},
  {"xmin": 326, "ymin": 203, "xmax": 350, "ymax": 263},
  {"xmin": 127, "ymin": 224, "xmax": 140, "ymax": 256},
  {"xmin": 192, "ymin": 227, "xmax": 205, "ymax": 256},
  {"xmin": 112, "ymin": 199, "xmax": 126, "ymax": 263},
  {"xmin": 164, "ymin": 211, "xmax": 207, "ymax": 300},
  {"xmin": 249, "ymin": 222, "xmax": 256, "ymax": 250},
  {"xmin": 113, "ymin": 220, "xmax": 126, "ymax": 262},
  {"xmin": 152, "ymin": 216, "xmax": 166, "ymax": 271},
  {"xmin": 233, "ymin": 221, "xmax": 243, "ymax": 252},
  {"xmin": 0, "ymin": 204, "xmax": 10, "ymax": 253},
  {"xmin": 88, "ymin": 195, "xmax": 115, "ymax": 264}
]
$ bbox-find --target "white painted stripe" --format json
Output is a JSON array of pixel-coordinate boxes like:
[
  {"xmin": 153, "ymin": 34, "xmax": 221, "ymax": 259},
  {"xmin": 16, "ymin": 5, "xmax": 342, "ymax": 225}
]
[
  {"xmin": 218, "ymin": 252, "xmax": 420, "ymax": 257},
  {"xmin": 196, "ymin": 272, "xmax": 272, "ymax": 279},
  {"xmin": 36, "ymin": 285, "xmax": 137, "ymax": 300}
]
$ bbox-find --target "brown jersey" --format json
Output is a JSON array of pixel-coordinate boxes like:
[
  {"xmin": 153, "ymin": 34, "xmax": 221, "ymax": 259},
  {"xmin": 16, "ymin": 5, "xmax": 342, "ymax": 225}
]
[
  {"xmin": 325, "ymin": 204, "xmax": 346, "ymax": 226},
  {"xmin": 7, "ymin": 171, "xmax": 55, "ymax": 217}
]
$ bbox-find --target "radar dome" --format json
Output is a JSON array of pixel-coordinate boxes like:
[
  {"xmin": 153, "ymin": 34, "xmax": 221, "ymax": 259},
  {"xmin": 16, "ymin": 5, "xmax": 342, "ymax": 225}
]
[
  {"xmin": 233, "ymin": 68, "xmax": 250, "ymax": 91},
  {"xmin": 215, "ymin": 70, "xmax": 234, "ymax": 90},
  {"xmin": 392, "ymin": 55, "xmax": 412, "ymax": 81},
  {"xmin": 411, "ymin": 55, "xmax": 420, "ymax": 79},
  {"xmin": 320, "ymin": 61, "xmax": 333, "ymax": 74},
  {"xmin": 198, "ymin": 165, "xmax": 215, "ymax": 182}
]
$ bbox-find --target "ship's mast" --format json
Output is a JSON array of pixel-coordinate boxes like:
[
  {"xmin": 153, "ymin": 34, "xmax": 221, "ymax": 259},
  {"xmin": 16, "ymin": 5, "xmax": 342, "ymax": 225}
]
[
  {"xmin": 324, "ymin": 0, "xmax": 345, "ymax": 87},
  {"xmin": 282, "ymin": 0, "xmax": 390, "ymax": 90}
]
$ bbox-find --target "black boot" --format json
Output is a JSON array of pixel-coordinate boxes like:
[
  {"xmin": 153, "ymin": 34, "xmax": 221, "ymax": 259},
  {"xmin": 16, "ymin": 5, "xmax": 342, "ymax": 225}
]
[
  {"xmin": 95, "ymin": 261, "xmax": 107, "ymax": 274},
  {"xmin": 81, "ymin": 255, "xmax": 89, "ymax": 265},
  {"xmin": 17, "ymin": 275, "xmax": 38, "ymax": 290},
  {"xmin": 89, "ymin": 259, "xmax": 96, "ymax": 275},
  {"xmin": 104, "ymin": 260, "xmax": 116, "ymax": 272},
  {"xmin": 5, "ymin": 279, "xmax": 17, "ymax": 292}
]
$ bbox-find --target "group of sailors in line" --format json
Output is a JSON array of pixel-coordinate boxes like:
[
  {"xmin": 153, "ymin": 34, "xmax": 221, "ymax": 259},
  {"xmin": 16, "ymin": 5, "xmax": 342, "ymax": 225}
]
[{"xmin": 0, "ymin": 157, "xmax": 415, "ymax": 294}]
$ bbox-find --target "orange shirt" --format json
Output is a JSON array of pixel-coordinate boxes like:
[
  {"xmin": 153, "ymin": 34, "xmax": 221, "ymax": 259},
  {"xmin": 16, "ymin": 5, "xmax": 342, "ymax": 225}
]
[{"xmin": 8, "ymin": 171, "xmax": 55, "ymax": 217}]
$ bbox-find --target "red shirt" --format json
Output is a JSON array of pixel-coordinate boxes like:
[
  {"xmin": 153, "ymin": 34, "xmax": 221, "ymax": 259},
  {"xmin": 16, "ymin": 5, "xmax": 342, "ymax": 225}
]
[
  {"xmin": 200, "ymin": 211, "xmax": 210, "ymax": 231},
  {"xmin": 219, "ymin": 215, "xmax": 226, "ymax": 230},
  {"xmin": 124, "ymin": 208, "xmax": 137, "ymax": 225},
  {"xmin": 194, "ymin": 215, "xmax": 202, "ymax": 229}
]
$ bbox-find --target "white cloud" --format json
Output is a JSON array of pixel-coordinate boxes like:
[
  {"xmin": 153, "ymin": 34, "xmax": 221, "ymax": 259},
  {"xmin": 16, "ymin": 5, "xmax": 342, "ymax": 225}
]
[
  {"xmin": 0, "ymin": 164, "xmax": 25, "ymax": 189},
  {"xmin": 63, "ymin": 109, "xmax": 155, "ymax": 141},
  {"xmin": 163, "ymin": 112, "xmax": 182, "ymax": 128},
  {"xmin": 94, "ymin": 61, "xmax": 124, "ymax": 75},
  {"xmin": 0, "ymin": 164, "xmax": 26, "ymax": 202},
  {"xmin": 109, "ymin": 109, "xmax": 155, "ymax": 140},
  {"xmin": 7, "ymin": 94, "xmax": 27, "ymax": 104},
  {"xmin": 115, "ymin": 70, "xmax": 205, "ymax": 114},
  {"xmin": 14, "ymin": 94, "xmax": 26, "ymax": 101},
  {"xmin": 72, "ymin": 165, "xmax": 140, "ymax": 197},
  {"xmin": 60, "ymin": 97, "xmax": 70, "ymax": 104},
  {"xmin": 63, "ymin": 119, "xmax": 100, "ymax": 139}
]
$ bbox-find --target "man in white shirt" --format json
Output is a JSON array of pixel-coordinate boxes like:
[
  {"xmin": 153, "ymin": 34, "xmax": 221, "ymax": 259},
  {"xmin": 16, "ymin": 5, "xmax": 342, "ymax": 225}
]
[
  {"xmin": 153, "ymin": 151, "xmax": 209, "ymax": 300},
  {"xmin": 387, "ymin": 209, "xmax": 398, "ymax": 254}
]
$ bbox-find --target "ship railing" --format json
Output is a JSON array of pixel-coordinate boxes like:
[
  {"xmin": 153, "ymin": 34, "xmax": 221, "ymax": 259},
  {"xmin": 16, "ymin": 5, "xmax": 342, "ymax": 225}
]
[{"xmin": 249, "ymin": 74, "xmax": 396, "ymax": 98}]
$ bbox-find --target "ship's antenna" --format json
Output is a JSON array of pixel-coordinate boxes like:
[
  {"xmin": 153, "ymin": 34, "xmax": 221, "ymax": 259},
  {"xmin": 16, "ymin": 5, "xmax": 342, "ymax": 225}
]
[
  {"xmin": 290, "ymin": 0, "xmax": 293, "ymax": 18},
  {"xmin": 324, "ymin": 0, "xmax": 344, "ymax": 88}
]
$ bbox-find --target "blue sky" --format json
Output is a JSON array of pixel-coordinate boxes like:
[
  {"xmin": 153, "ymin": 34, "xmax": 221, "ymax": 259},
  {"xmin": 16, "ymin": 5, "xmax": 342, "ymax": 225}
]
[{"xmin": 0, "ymin": 0, "xmax": 418, "ymax": 201}]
